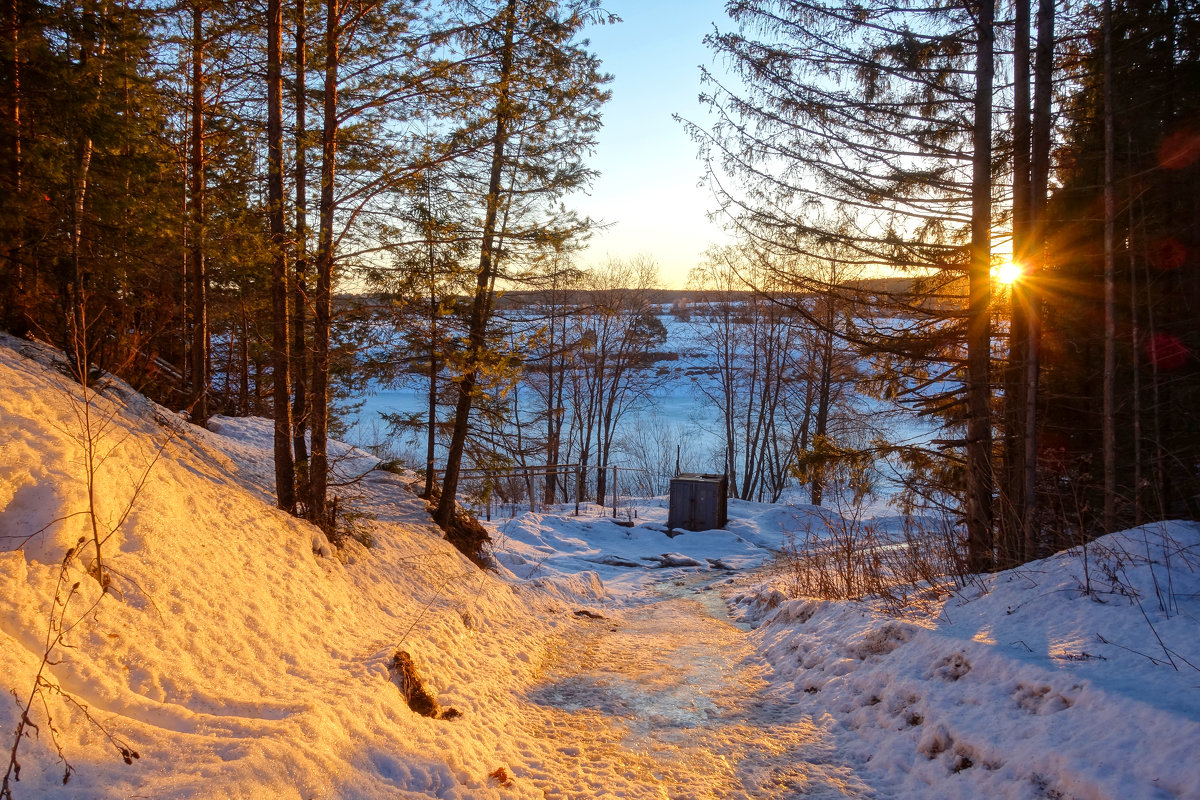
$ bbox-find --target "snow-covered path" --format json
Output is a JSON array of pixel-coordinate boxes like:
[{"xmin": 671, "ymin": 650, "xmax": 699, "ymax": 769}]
[{"xmin": 515, "ymin": 576, "xmax": 875, "ymax": 799}]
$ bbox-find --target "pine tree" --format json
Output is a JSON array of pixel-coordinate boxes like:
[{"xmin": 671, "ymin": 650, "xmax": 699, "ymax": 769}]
[
  {"xmin": 291, "ymin": 0, "xmax": 312, "ymax": 469},
  {"xmin": 691, "ymin": 0, "xmax": 1001, "ymax": 569},
  {"xmin": 307, "ymin": 0, "xmax": 438, "ymax": 528},
  {"xmin": 268, "ymin": 0, "xmax": 296, "ymax": 513},
  {"xmin": 187, "ymin": 0, "xmax": 209, "ymax": 424},
  {"xmin": 431, "ymin": 0, "xmax": 612, "ymax": 531}
]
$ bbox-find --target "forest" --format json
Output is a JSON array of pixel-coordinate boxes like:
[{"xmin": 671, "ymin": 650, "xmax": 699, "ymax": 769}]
[{"xmin": 0, "ymin": 0, "xmax": 1197, "ymax": 574}]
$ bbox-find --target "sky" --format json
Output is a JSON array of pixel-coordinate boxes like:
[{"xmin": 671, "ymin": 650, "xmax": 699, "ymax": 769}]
[{"xmin": 571, "ymin": 0, "xmax": 735, "ymax": 289}]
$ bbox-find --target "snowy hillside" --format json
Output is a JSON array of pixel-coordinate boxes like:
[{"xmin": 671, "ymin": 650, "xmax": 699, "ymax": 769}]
[
  {"xmin": 0, "ymin": 334, "xmax": 607, "ymax": 799},
  {"xmin": 741, "ymin": 524, "xmax": 1200, "ymax": 799},
  {"xmin": 2, "ymin": 333, "xmax": 1199, "ymax": 799}
]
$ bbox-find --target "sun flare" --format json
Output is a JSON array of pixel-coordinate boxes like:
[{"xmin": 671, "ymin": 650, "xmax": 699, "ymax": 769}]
[{"xmin": 994, "ymin": 260, "xmax": 1023, "ymax": 285}]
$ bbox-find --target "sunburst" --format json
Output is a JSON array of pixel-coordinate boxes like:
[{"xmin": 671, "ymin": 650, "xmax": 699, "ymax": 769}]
[{"xmin": 994, "ymin": 260, "xmax": 1022, "ymax": 285}]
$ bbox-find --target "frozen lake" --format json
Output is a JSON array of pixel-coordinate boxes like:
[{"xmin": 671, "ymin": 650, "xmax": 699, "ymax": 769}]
[
  {"xmin": 343, "ymin": 312, "xmax": 729, "ymax": 472},
  {"xmin": 341, "ymin": 311, "xmax": 929, "ymax": 504},
  {"xmin": 344, "ymin": 373, "xmax": 726, "ymax": 469}
]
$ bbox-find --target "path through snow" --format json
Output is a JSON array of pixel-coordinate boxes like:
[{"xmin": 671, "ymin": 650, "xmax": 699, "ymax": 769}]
[{"xmin": 515, "ymin": 574, "xmax": 875, "ymax": 799}]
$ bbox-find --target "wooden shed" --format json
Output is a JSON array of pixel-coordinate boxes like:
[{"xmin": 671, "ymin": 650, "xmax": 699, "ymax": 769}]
[{"xmin": 667, "ymin": 473, "xmax": 728, "ymax": 532}]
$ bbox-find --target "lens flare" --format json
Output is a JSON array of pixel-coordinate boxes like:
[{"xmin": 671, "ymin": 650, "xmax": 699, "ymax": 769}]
[{"xmin": 994, "ymin": 260, "xmax": 1022, "ymax": 285}]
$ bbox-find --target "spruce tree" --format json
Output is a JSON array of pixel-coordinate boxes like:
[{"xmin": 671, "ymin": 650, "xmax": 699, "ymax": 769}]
[{"xmin": 690, "ymin": 0, "xmax": 1000, "ymax": 568}]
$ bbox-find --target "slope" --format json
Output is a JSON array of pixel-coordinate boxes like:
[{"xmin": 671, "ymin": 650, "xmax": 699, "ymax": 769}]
[{"xmin": 0, "ymin": 333, "xmax": 604, "ymax": 799}]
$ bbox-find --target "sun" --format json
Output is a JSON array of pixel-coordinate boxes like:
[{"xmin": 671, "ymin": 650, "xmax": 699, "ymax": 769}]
[{"xmin": 994, "ymin": 260, "xmax": 1023, "ymax": 285}]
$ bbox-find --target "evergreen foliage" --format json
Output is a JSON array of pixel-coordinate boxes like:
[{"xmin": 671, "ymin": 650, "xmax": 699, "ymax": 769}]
[
  {"xmin": 688, "ymin": 0, "xmax": 1200, "ymax": 565},
  {"xmin": 0, "ymin": 0, "xmax": 1195, "ymax": 568}
]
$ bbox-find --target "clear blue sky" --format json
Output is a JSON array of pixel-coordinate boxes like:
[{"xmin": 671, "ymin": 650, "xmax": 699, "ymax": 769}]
[{"xmin": 572, "ymin": 0, "xmax": 734, "ymax": 289}]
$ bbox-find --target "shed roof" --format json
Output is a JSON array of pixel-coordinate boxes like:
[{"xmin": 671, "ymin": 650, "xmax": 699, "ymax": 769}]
[{"xmin": 672, "ymin": 473, "xmax": 726, "ymax": 483}]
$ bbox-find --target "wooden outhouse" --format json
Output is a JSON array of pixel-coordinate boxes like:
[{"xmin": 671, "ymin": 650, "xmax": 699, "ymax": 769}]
[{"xmin": 667, "ymin": 473, "xmax": 728, "ymax": 532}]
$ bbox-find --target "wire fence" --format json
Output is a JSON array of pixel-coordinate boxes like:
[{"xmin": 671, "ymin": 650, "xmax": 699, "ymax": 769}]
[{"xmin": 433, "ymin": 463, "xmax": 679, "ymax": 522}]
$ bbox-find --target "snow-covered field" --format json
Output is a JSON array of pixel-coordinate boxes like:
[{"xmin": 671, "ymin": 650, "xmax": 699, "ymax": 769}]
[{"xmin": 1, "ymin": 333, "xmax": 1198, "ymax": 799}]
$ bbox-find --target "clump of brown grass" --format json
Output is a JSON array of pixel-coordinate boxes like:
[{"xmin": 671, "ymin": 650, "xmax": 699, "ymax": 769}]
[{"xmin": 773, "ymin": 515, "xmax": 971, "ymax": 613}]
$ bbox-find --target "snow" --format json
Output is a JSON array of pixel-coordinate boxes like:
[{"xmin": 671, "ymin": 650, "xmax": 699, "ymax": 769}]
[
  {"xmin": 740, "ymin": 523, "xmax": 1200, "ymax": 799},
  {"xmin": 0, "ymin": 335, "xmax": 599, "ymax": 798},
  {"xmin": 1, "ymin": 332, "xmax": 1199, "ymax": 799}
]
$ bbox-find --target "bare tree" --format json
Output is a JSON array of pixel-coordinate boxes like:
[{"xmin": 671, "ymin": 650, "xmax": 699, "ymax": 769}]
[
  {"xmin": 567, "ymin": 257, "xmax": 666, "ymax": 504},
  {"xmin": 688, "ymin": 246, "xmax": 817, "ymax": 503}
]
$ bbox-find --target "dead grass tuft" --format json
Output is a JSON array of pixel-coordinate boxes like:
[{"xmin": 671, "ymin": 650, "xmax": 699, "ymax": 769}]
[{"xmin": 773, "ymin": 516, "xmax": 972, "ymax": 613}]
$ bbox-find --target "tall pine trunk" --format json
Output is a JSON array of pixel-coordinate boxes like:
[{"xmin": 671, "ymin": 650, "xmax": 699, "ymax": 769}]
[
  {"xmin": 965, "ymin": 0, "xmax": 995, "ymax": 573},
  {"xmin": 433, "ymin": 0, "xmax": 517, "ymax": 530},
  {"xmin": 268, "ymin": 0, "xmax": 296, "ymax": 513},
  {"xmin": 1002, "ymin": 0, "xmax": 1032, "ymax": 567},
  {"xmin": 188, "ymin": 2, "xmax": 208, "ymax": 424},
  {"xmin": 1101, "ymin": 0, "xmax": 1117, "ymax": 532},
  {"xmin": 292, "ymin": 0, "xmax": 310, "ymax": 467},
  {"xmin": 1025, "ymin": 0, "xmax": 1054, "ymax": 557},
  {"xmin": 2, "ymin": 0, "xmax": 27, "ymax": 336},
  {"xmin": 309, "ymin": 0, "xmax": 339, "ymax": 529}
]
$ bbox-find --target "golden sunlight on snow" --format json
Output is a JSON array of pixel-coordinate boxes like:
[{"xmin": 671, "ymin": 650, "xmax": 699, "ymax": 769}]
[{"xmin": 971, "ymin": 628, "xmax": 997, "ymax": 645}]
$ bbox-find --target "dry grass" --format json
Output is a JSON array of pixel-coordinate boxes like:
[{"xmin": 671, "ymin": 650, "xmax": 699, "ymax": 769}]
[{"xmin": 773, "ymin": 516, "xmax": 972, "ymax": 612}]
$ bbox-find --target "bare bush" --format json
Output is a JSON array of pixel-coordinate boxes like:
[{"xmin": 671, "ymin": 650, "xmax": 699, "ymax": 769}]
[
  {"xmin": 615, "ymin": 412, "xmax": 704, "ymax": 497},
  {"xmin": 773, "ymin": 514, "xmax": 971, "ymax": 612},
  {"xmin": 3, "ymin": 347, "xmax": 162, "ymax": 794}
]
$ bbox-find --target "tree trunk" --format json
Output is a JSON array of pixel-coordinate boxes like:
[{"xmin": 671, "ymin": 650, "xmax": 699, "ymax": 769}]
[
  {"xmin": 1025, "ymin": 0, "xmax": 1054, "ymax": 558},
  {"xmin": 433, "ymin": 0, "xmax": 517, "ymax": 529},
  {"xmin": 188, "ymin": 2, "xmax": 208, "ymax": 425},
  {"xmin": 543, "ymin": 307, "xmax": 563, "ymax": 506},
  {"xmin": 223, "ymin": 307, "xmax": 234, "ymax": 405},
  {"xmin": 1128, "ymin": 196, "xmax": 1142, "ymax": 525},
  {"xmin": 1002, "ymin": 0, "xmax": 1032, "ymax": 567},
  {"xmin": 239, "ymin": 292, "xmax": 249, "ymax": 415},
  {"xmin": 69, "ymin": 137, "xmax": 93, "ymax": 378},
  {"xmin": 1, "ymin": 0, "xmax": 27, "ymax": 337},
  {"xmin": 292, "ymin": 0, "xmax": 309, "ymax": 466},
  {"xmin": 575, "ymin": 372, "xmax": 595, "ymax": 506},
  {"xmin": 720, "ymin": 303, "xmax": 738, "ymax": 498},
  {"xmin": 1101, "ymin": 0, "xmax": 1117, "ymax": 532},
  {"xmin": 67, "ymin": 0, "xmax": 101, "ymax": 382},
  {"xmin": 810, "ymin": 297, "xmax": 836, "ymax": 507},
  {"xmin": 309, "ymin": 0, "xmax": 339, "ymax": 529},
  {"xmin": 423, "ymin": 275, "xmax": 437, "ymax": 500},
  {"xmin": 965, "ymin": 0, "xmax": 995, "ymax": 573},
  {"xmin": 253, "ymin": 354, "xmax": 264, "ymax": 413},
  {"xmin": 268, "ymin": 0, "xmax": 296, "ymax": 514}
]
